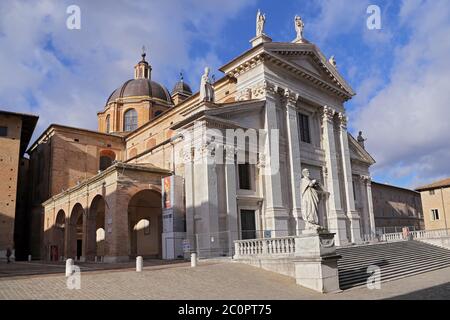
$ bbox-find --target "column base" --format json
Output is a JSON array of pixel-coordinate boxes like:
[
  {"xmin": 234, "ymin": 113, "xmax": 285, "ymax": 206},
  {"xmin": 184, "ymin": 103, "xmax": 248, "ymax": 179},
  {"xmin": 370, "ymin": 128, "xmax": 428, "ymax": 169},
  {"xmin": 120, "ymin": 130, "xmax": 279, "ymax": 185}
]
[
  {"xmin": 348, "ymin": 211, "xmax": 363, "ymax": 244},
  {"xmin": 327, "ymin": 211, "xmax": 349, "ymax": 246}
]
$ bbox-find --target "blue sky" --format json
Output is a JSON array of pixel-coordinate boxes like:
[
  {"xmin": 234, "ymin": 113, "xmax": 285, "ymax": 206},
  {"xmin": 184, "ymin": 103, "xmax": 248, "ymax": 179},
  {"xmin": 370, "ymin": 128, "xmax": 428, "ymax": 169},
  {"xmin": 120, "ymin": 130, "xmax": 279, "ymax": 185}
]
[{"xmin": 0, "ymin": 0, "xmax": 449, "ymax": 189}]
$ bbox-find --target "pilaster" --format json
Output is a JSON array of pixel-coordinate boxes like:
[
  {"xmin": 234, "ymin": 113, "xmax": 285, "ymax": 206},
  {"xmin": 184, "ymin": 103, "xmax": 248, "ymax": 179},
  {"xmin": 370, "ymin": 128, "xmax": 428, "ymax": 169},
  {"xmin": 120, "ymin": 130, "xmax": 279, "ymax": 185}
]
[
  {"xmin": 338, "ymin": 113, "xmax": 362, "ymax": 244},
  {"xmin": 321, "ymin": 106, "xmax": 348, "ymax": 246}
]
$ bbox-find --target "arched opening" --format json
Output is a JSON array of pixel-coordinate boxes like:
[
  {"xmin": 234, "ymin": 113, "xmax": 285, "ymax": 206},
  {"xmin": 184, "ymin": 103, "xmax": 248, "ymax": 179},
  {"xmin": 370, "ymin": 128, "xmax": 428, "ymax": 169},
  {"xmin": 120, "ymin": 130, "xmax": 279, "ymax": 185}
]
[
  {"xmin": 128, "ymin": 189, "xmax": 162, "ymax": 259},
  {"xmin": 123, "ymin": 108, "xmax": 138, "ymax": 132},
  {"xmin": 69, "ymin": 203, "xmax": 85, "ymax": 260},
  {"xmin": 87, "ymin": 195, "xmax": 106, "ymax": 261},
  {"xmin": 99, "ymin": 150, "xmax": 116, "ymax": 171},
  {"xmin": 52, "ymin": 210, "xmax": 65, "ymax": 261}
]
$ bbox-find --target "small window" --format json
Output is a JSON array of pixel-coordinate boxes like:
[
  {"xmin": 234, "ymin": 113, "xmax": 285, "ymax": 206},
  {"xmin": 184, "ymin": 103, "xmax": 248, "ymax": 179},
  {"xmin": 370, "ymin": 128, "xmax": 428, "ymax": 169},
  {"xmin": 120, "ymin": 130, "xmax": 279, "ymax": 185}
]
[
  {"xmin": 431, "ymin": 209, "xmax": 440, "ymax": 221},
  {"xmin": 0, "ymin": 126, "xmax": 7, "ymax": 137},
  {"xmin": 238, "ymin": 163, "xmax": 252, "ymax": 190},
  {"xmin": 298, "ymin": 113, "xmax": 311, "ymax": 143},
  {"xmin": 154, "ymin": 110, "xmax": 163, "ymax": 118},
  {"xmin": 106, "ymin": 115, "xmax": 110, "ymax": 133},
  {"xmin": 429, "ymin": 190, "xmax": 435, "ymax": 195}
]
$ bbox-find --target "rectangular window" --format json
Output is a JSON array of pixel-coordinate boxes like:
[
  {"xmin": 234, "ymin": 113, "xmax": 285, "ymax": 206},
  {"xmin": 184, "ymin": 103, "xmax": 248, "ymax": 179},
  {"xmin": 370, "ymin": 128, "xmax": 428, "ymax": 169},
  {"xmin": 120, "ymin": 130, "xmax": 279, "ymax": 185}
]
[
  {"xmin": 238, "ymin": 163, "xmax": 251, "ymax": 190},
  {"xmin": 429, "ymin": 190, "xmax": 435, "ymax": 195},
  {"xmin": 431, "ymin": 209, "xmax": 440, "ymax": 221},
  {"xmin": 298, "ymin": 113, "xmax": 311, "ymax": 143},
  {"xmin": 0, "ymin": 126, "xmax": 7, "ymax": 137}
]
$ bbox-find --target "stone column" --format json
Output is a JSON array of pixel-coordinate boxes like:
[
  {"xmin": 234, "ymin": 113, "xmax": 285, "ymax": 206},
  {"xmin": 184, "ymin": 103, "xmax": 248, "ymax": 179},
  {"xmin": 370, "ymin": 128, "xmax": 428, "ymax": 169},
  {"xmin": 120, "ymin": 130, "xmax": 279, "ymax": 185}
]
[
  {"xmin": 224, "ymin": 146, "xmax": 238, "ymax": 255},
  {"xmin": 338, "ymin": 113, "xmax": 362, "ymax": 244},
  {"xmin": 284, "ymin": 89, "xmax": 303, "ymax": 235},
  {"xmin": 262, "ymin": 83, "xmax": 289, "ymax": 236},
  {"xmin": 362, "ymin": 176, "xmax": 376, "ymax": 235},
  {"xmin": 321, "ymin": 106, "xmax": 348, "ymax": 246}
]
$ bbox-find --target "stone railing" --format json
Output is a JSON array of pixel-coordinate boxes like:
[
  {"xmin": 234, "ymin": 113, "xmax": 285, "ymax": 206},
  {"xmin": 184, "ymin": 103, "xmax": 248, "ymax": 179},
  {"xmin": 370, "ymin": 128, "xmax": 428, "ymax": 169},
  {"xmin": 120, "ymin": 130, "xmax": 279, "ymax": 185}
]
[
  {"xmin": 411, "ymin": 229, "xmax": 450, "ymax": 240},
  {"xmin": 234, "ymin": 236, "xmax": 297, "ymax": 258},
  {"xmin": 380, "ymin": 232, "xmax": 403, "ymax": 242}
]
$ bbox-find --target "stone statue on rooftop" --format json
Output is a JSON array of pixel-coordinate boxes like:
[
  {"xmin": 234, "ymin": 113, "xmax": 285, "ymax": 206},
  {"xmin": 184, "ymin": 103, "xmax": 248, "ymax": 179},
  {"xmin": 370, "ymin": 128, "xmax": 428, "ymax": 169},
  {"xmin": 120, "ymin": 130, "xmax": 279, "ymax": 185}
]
[
  {"xmin": 199, "ymin": 67, "xmax": 215, "ymax": 102},
  {"xmin": 294, "ymin": 15, "xmax": 305, "ymax": 42},
  {"xmin": 357, "ymin": 131, "xmax": 367, "ymax": 149},
  {"xmin": 256, "ymin": 9, "xmax": 266, "ymax": 37}
]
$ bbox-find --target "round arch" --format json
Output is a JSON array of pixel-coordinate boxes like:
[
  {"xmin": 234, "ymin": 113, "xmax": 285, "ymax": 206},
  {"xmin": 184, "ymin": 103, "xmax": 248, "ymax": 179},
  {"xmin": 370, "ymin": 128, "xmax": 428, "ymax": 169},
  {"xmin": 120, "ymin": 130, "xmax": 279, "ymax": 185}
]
[
  {"xmin": 87, "ymin": 195, "xmax": 107, "ymax": 260},
  {"xmin": 127, "ymin": 189, "xmax": 162, "ymax": 259},
  {"xmin": 68, "ymin": 203, "xmax": 85, "ymax": 260},
  {"xmin": 52, "ymin": 210, "xmax": 66, "ymax": 261}
]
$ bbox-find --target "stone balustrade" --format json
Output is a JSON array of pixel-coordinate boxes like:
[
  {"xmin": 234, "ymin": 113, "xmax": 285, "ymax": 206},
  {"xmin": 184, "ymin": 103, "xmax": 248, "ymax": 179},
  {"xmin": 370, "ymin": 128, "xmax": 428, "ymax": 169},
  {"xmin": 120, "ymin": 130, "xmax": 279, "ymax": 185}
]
[
  {"xmin": 411, "ymin": 229, "xmax": 450, "ymax": 240},
  {"xmin": 234, "ymin": 236, "xmax": 296, "ymax": 258},
  {"xmin": 380, "ymin": 232, "xmax": 403, "ymax": 242}
]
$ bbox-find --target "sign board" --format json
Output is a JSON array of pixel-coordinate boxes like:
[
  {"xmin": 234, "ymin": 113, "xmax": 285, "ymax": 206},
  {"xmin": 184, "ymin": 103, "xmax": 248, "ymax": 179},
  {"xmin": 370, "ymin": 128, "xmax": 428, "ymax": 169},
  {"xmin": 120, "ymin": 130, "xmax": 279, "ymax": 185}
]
[
  {"xmin": 182, "ymin": 239, "xmax": 191, "ymax": 253},
  {"xmin": 264, "ymin": 230, "xmax": 272, "ymax": 238}
]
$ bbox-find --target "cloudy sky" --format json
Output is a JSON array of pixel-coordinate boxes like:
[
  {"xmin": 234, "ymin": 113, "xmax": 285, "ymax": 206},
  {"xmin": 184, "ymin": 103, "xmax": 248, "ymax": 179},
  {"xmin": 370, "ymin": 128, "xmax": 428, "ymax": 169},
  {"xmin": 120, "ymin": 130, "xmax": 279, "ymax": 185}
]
[{"xmin": 0, "ymin": 0, "xmax": 449, "ymax": 189}]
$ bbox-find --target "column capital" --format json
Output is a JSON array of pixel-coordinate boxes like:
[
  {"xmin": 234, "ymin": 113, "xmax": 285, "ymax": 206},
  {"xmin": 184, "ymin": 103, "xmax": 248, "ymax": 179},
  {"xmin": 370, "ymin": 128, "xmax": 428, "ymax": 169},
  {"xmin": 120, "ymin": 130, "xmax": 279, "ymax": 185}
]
[
  {"xmin": 360, "ymin": 175, "xmax": 372, "ymax": 185},
  {"xmin": 262, "ymin": 80, "xmax": 279, "ymax": 99},
  {"xmin": 338, "ymin": 112, "xmax": 348, "ymax": 130},
  {"xmin": 322, "ymin": 106, "xmax": 336, "ymax": 123},
  {"xmin": 283, "ymin": 88, "xmax": 299, "ymax": 106}
]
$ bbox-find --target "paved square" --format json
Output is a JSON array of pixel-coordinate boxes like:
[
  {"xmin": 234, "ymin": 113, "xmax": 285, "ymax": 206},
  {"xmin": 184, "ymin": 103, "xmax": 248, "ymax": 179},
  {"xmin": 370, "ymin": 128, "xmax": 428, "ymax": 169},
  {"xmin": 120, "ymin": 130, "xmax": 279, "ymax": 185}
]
[{"xmin": 0, "ymin": 260, "xmax": 449, "ymax": 300}]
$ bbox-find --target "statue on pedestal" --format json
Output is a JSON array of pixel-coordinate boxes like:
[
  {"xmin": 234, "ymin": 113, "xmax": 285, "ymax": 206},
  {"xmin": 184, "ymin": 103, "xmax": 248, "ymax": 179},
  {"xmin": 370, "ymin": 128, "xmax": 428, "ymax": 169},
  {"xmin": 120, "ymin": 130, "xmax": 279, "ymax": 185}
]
[
  {"xmin": 256, "ymin": 9, "xmax": 266, "ymax": 37},
  {"xmin": 199, "ymin": 67, "xmax": 215, "ymax": 102},
  {"xmin": 357, "ymin": 131, "xmax": 367, "ymax": 149},
  {"xmin": 301, "ymin": 168, "xmax": 322, "ymax": 231}
]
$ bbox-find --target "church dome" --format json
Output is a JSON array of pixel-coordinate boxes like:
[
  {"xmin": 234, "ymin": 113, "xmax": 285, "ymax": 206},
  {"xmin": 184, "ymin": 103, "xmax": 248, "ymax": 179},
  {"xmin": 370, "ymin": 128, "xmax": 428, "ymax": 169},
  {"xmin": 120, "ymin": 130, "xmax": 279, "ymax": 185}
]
[
  {"xmin": 107, "ymin": 79, "xmax": 173, "ymax": 105},
  {"xmin": 172, "ymin": 79, "xmax": 192, "ymax": 96}
]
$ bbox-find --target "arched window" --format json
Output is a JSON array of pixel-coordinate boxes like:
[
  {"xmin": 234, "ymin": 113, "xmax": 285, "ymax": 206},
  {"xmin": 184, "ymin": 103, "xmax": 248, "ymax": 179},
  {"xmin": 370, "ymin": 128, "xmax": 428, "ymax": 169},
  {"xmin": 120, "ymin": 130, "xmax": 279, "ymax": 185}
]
[
  {"xmin": 105, "ymin": 115, "xmax": 110, "ymax": 133},
  {"xmin": 123, "ymin": 109, "xmax": 138, "ymax": 132},
  {"xmin": 99, "ymin": 150, "xmax": 116, "ymax": 171}
]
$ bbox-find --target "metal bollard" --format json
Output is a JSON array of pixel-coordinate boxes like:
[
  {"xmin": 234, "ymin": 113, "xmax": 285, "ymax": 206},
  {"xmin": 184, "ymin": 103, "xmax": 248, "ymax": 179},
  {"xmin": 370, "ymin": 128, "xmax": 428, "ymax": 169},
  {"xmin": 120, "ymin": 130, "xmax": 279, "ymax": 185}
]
[
  {"xmin": 136, "ymin": 256, "xmax": 143, "ymax": 272},
  {"xmin": 65, "ymin": 258, "xmax": 74, "ymax": 277},
  {"xmin": 191, "ymin": 253, "xmax": 197, "ymax": 267},
  {"xmin": 28, "ymin": 255, "xmax": 32, "ymax": 262}
]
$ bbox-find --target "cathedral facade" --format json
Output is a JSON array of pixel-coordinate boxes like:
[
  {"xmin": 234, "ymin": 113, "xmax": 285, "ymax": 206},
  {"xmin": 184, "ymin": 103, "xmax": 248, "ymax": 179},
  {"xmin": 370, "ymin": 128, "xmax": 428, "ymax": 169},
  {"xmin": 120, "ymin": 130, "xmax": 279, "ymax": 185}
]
[{"xmin": 28, "ymin": 15, "xmax": 376, "ymax": 262}]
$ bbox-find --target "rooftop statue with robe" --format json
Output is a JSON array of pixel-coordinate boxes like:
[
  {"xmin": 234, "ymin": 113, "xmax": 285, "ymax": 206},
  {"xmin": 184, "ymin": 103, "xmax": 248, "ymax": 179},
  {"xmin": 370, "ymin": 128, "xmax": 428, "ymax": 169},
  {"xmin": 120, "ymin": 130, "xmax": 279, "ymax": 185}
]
[{"xmin": 301, "ymin": 168, "xmax": 324, "ymax": 232}]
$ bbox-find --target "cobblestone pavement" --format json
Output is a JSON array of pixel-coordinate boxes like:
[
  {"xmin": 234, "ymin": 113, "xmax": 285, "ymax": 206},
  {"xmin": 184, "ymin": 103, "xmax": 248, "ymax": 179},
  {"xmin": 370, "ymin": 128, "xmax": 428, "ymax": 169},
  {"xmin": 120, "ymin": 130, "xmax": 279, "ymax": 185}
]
[{"xmin": 0, "ymin": 260, "xmax": 449, "ymax": 300}]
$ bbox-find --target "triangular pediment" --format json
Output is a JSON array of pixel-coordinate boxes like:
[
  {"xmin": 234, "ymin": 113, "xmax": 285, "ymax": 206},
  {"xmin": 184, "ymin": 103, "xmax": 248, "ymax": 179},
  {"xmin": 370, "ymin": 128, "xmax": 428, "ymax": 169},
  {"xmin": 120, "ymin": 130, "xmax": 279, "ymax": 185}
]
[
  {"xmin": 348, "ymin": 134, "xmax": 375, "ymax": 165},
  {"xmin": 285, "ymin": 55, "xmax": 324, "ymax": 77}
]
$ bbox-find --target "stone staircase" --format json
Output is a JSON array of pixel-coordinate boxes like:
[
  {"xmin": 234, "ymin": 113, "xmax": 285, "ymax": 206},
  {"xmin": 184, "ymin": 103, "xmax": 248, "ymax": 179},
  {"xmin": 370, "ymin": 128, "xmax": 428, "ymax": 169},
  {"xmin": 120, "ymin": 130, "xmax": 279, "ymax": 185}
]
[{"xmin": 336, "ymin": 241, "xmax": 450, "ymax": 290}]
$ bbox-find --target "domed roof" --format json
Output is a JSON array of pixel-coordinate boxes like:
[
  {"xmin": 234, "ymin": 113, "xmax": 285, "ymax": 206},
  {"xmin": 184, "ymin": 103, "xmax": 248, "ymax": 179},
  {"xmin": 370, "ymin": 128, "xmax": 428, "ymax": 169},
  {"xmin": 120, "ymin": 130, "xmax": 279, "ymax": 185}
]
[
  {"xmin": 107, "ymin": 79, "xmax": 173, "ymax": 104},
  {"xmin": 172, "ymin": 79, "xmax": 192, "ymax": 96}
]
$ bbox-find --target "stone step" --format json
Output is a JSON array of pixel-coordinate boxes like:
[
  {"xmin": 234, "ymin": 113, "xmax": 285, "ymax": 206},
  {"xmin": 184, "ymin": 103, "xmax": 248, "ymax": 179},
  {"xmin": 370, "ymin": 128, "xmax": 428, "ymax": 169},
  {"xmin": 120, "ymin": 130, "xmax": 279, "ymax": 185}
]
[
  {"xmin": 336, "ymin": 241, "xmax": 450, "ymax": 290},
  {"xmin": 339, "ymin": 260, "xmax": 450, "ymax": 290}
]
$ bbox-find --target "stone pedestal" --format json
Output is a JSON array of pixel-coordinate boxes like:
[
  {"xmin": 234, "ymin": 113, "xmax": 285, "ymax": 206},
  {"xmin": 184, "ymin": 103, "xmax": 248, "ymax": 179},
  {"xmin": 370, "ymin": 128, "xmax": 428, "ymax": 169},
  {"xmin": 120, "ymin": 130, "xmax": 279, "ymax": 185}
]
[
  {"xmin": 250, "ymin": 34, "xmax": 272, "ymax": 47},
  {"xmin": 294, "ymin": 232, "xmax": 341, "ymax": 293}
]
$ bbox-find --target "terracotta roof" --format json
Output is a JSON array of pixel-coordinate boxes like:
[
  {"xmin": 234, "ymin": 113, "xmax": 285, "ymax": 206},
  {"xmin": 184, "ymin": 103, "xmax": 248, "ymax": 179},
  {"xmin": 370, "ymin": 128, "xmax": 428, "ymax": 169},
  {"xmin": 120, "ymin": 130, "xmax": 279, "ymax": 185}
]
[{"xmin": 415, "ymin": 178, "xmax": 450, "ymax": 191}]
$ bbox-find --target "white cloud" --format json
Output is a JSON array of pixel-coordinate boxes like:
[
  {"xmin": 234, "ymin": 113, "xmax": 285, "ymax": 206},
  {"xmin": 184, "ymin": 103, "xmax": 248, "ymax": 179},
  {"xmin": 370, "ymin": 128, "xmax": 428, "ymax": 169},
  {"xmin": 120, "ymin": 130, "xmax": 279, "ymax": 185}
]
[
  {"xmin": 353, "ymin": 0, "xmax": 450, "ymax": 188},
  {"xmin": 0, "ymin": 0, "xmax": 254, "ymax": 140}
]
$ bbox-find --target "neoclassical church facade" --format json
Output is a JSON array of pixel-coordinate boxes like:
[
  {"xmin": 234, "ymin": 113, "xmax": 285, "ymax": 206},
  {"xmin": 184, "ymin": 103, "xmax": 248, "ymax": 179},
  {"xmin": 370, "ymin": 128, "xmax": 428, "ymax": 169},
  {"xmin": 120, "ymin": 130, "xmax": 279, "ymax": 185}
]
[{"xmin": 28, "ymin": 14, "xmax": 376, "ymax": 262}]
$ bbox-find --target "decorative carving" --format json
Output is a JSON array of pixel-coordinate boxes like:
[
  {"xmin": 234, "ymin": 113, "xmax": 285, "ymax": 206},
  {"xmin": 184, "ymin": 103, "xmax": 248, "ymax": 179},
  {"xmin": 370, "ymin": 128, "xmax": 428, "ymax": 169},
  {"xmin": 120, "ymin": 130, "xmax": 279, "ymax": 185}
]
[
  {"xmin": 320, "ymin": 237, "xmax": 335, "ymax": 248},
  {"xmin": 338, "ymin": 112, "xmax": 348, "ymax": 129},
  {"xmin": 283, "ymin": 88, "xmax": 299, "ymax": 106},
  {"xmin": 322, "ymin": 106, "xmax": 336, "ymax": 123},
  {"xmin": 237, "ymin": 88, "xmax": 252, "ymax": 101}
]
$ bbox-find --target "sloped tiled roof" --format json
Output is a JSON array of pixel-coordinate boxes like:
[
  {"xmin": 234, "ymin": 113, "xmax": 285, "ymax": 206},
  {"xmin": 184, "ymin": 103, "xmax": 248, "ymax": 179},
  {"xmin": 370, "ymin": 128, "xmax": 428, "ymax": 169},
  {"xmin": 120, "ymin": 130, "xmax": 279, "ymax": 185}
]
[{"xmin": 415, "ymin": 178, "xmax": 450, "ymax": 191}]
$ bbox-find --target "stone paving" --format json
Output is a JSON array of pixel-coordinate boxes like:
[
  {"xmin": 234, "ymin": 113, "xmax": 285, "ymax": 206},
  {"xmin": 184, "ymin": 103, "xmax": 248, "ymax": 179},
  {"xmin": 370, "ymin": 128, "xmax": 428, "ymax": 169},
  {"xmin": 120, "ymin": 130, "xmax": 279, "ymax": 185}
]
[{"xmin": 0, "ymin": 259, "xmax": 449, "ymax": 300}]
